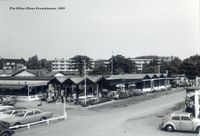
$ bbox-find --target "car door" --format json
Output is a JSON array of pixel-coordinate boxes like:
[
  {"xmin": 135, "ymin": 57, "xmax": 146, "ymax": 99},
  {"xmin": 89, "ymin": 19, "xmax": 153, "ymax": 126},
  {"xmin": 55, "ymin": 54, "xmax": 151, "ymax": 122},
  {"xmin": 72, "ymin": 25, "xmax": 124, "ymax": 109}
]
[
  {"xmin": 171, "ymin": 116, "xmax": 181, "ymax": 130},
  {"xmin": 180, "ymin": 116, "xmax": 193, "ymax": 131},
  {"xmin": 23, "ymin": 111, "xmax": 35, "ymax": 124},
  {"xmin": 34, "ymin": 110, "xmax": 42, "ymax": 121}
]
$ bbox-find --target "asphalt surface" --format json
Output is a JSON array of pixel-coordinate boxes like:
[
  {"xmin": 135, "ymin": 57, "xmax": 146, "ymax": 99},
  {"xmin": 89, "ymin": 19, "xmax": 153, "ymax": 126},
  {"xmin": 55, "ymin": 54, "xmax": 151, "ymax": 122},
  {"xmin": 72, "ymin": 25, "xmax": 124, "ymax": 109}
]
[{"xmin": 14, "ymin": 90, "xmax": 192, "ymax": 136}]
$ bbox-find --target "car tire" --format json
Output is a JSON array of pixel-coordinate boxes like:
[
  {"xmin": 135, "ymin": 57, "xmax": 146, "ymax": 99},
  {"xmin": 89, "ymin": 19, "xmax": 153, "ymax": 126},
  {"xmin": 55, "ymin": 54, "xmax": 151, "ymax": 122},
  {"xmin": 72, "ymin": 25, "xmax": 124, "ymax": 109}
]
[
  {"xmin": 1, "ymin": 131, "xmax": 11, "ymax": 136},
  {"xmin": 40, "ymin": 117, "xmax": 47, "ymax": 121},
  {"xmin": 196, "ymin": 127, "xmax": 200, "ymax": 134},
  {"xmin": 165, "ymin": 125, "xmax": 174, "ymax": 132}
]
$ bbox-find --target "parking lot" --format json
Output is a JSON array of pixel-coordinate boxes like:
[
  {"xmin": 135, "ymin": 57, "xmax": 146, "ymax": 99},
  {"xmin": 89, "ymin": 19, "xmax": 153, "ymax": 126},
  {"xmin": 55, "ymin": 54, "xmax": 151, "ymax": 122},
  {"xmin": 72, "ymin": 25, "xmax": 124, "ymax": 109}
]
[
  {"xmin": 10, "ymin": 89, "xmax": 195, "ymax": 136},
  {"xmin": 15, "ymin": 101, "xmax": 81, "ymax": 117}
]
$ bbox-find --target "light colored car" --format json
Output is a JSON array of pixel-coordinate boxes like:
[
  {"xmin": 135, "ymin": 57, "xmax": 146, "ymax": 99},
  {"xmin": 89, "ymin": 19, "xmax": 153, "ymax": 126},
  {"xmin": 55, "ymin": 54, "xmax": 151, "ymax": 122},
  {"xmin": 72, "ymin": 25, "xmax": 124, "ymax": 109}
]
[
  {"xmin": 1, "ymin": 109, "xmax": 53, "ymax": 126},
  {"xmin": 0, "ymin": 109, "xmax": 25, "ymax": 119},
  {"xmin": 0, "ymin": 106, "xmax": 13, "ymax": 112},
  {"xmin": 159, "ymin": 112, "xmax": 200, "ymax": 133}
]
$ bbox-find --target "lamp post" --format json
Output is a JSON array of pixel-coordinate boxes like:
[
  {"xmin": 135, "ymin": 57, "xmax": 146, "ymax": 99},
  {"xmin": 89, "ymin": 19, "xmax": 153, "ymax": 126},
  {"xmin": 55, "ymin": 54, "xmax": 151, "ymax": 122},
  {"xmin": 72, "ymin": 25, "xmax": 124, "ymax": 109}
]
[{"xmin": 63, "ymin": 96, "xmax": 67, "ymax": 119}]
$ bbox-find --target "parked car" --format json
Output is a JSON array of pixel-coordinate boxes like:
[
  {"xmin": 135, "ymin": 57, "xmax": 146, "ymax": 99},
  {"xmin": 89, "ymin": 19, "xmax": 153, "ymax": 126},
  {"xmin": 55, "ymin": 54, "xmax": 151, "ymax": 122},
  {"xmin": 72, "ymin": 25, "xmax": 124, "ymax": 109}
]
[
  {"xmin": 0, "ymin": 121, "xmax": 14, "ymax": 136},
  {"xmin": 0, "ymin": 96, "xmax": 16, "ymax": 106},
  {"xmin": 159, "ymin": 112, "xmax": 200, "ymax": 133},
  {"xmin": 0, "ymin": 107, "xmax": 27, "ymax": 119},
  {"xmin": 0, "ymin": 106, "xmax": 13, "ymax": 112},
  {"xmin": 1, "ymin": 109, "xmax": 53, "ymax": 127}
]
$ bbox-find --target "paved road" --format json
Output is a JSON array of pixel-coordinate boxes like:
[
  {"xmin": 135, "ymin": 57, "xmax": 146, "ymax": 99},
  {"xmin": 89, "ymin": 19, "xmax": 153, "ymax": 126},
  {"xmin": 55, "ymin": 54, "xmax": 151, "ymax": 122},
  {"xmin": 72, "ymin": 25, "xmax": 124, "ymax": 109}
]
[{"xmin": 15, "ymin": 91, "xmax": 189, "ymax": 136}]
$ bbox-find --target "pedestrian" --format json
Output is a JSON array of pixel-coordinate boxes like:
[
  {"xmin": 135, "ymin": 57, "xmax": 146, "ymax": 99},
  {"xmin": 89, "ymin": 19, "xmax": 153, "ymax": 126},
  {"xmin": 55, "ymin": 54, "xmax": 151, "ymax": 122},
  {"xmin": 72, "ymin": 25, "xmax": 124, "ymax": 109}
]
[
  {"xmin": 52, "ymin": 92, "xmax": 55, "ymax": 102},
  {"xmin": 61, "ymin": 89, "xmax": 64, "ymax": 103}
]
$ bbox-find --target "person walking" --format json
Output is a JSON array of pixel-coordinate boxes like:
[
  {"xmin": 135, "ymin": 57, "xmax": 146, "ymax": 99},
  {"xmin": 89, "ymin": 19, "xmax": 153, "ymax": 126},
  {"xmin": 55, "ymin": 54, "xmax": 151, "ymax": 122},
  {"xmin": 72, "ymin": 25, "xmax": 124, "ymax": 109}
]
[{"xmin": 61, "ymin": 89, "xmax": 64, "ymax": 103}]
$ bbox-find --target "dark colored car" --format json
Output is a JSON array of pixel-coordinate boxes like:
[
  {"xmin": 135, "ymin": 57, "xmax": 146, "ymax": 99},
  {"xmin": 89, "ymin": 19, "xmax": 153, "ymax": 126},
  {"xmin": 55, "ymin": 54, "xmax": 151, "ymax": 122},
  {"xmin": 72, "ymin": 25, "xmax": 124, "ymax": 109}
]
[{"xmin": 0, "ymin": 121, "xmax": 14, "ymax": 136}]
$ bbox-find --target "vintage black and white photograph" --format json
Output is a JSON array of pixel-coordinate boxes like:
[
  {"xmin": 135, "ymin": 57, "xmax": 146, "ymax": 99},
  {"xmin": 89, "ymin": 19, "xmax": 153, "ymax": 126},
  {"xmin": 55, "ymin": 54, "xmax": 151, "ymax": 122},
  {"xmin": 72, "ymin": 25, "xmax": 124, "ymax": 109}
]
[{"xmin": 0, "ymin": 0, "xmax": 200, "ymax": 136}]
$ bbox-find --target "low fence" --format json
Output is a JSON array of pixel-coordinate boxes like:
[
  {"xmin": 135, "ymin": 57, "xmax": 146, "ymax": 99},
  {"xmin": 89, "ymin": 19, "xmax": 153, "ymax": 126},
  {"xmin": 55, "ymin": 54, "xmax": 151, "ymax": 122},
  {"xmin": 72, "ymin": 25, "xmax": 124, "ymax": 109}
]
[{"xmin": 9, "ymin": 114, "xmax": 67, "ymax": 130}]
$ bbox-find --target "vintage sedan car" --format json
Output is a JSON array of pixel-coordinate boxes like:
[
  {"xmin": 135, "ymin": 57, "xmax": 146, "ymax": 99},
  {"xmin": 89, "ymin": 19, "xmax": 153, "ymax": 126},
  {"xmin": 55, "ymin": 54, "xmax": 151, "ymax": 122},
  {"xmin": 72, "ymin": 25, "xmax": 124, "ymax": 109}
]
[
  {"xmin": 0, "ymin": 106, "xmax": 13, "ymax": 112},
  {"xmin": 1, "ymin": 109, "xmax": 53, "ymax": 126},
  {"xmin": 0, "ymin": 121, "xmax": 14, "ymax": 136},
  {"xmin": 159, "ymin": 112, "xmax": 200, "ymax": 133},
  {"xmin": 0, "ymin": 108, "xmax": 26, "ymax": 119}
]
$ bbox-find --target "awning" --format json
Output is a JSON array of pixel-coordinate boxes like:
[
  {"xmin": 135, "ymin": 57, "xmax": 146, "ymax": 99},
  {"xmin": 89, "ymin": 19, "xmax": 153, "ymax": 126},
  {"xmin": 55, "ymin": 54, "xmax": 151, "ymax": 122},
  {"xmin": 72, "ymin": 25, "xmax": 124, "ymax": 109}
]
[
  {"xmin": 27, "ymin": 81, "xmax": 48, "ymax": 87},
  {"xmin": 0, "ymin": 84, "xmax": 26, "ymax": 90}
]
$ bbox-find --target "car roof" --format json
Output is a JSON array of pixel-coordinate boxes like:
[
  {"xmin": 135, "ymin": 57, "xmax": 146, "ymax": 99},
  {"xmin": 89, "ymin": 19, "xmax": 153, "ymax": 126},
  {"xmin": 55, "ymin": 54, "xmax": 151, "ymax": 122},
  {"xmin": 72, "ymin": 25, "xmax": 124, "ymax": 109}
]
[
  {"xmin": 172, "ymin": 112, "xmax": 191, "ymax": 116},
  {"xmin": 24, "ymin": 109, "xmax": 41, "ymax": 112},
  {"xmin": 0, "ymin": 105, "xmax": 13, "ymax": 110}
]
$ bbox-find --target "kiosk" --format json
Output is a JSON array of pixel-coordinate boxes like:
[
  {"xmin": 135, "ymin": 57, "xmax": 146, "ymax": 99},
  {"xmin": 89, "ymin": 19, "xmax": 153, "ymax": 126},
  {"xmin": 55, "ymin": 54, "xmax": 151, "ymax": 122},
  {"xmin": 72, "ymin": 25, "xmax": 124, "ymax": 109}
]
[{"xmin": 185, "ymin": 87, "xmax": 200, "ymax": 118}]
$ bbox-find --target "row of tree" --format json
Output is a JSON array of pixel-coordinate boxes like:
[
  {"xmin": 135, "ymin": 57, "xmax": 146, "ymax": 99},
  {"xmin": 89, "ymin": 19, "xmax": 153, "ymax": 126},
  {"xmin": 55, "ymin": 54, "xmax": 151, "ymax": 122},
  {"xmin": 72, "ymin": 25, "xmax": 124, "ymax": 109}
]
[
  {"xmin": 143, "ymin": 55, "xmax": 200, "ymax": 78},
  {"xmin": 1, "ymin": 54, "xmax": 199, "ymax": 78},
  {"xmin": 26, "ymin": 55, "xmax": 51, "ymax": 70}
]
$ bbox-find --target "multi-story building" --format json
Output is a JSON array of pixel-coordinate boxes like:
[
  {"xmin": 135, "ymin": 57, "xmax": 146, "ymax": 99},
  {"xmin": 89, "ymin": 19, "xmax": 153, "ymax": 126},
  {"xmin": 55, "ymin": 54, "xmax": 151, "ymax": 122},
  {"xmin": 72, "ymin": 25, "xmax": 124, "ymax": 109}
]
[
  {"xmin": 0, "ymin": 58, "xmax": 26, "ymax": 70},
  {"xmin": 51, "ymin": 58, "xmax": 73, "ymax": 71},
  {"xmin": 51, "ymin": 58, "xmax": 96, "ymax": 72},
  {"xmin": 131, "ymin": 56, "xmax": 171, "ymax": 72}
]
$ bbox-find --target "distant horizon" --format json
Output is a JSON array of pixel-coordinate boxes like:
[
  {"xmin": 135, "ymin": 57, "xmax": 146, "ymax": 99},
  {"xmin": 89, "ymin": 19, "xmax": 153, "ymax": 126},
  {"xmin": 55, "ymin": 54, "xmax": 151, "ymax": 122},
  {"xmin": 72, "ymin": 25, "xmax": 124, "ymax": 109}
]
[
  {"xmin": 0, "ymin": 0, "xmax": 199, "ymax": 61},
  {"xmin": 0, "ymin": 53, "xmax": 199, "ymax": 61}
]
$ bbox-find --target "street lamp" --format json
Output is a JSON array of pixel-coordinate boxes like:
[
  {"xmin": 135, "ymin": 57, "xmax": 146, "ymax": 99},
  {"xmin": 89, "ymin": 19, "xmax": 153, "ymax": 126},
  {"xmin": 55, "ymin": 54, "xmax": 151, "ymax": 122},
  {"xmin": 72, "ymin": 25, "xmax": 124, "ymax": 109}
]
[{"xmin": 63, "ymin": 96, "xmax": 67, "ymax": 119}]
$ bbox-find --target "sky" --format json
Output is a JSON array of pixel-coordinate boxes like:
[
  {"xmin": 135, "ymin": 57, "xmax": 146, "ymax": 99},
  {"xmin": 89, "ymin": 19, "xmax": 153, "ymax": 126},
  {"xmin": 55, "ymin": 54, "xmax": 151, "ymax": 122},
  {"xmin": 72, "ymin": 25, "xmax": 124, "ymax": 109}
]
[{"xmin": 0, "ymin": 0, "xmax": 199, "ymax": 60}]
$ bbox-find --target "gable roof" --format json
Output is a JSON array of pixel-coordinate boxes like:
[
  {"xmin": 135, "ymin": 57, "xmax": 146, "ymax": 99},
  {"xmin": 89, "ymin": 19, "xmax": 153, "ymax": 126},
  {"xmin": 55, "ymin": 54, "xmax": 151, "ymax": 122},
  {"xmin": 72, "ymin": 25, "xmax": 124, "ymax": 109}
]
[
  {"xmin": 45, "ymin": 71, "xmax": 67, "ymax": 77},
  {"xmin": 27, "ymin": 69, "xmax": 49, "ymax": 77},
  {"xmin": 70, "ymin": 77, "xmax": 94, "ymax": 85},
  {"xmin": 11, "ymin": 69, "xmax": 37, "ymax": 77},
  {"xmin": 56, "ymin": 77, "xmax": 68, "ymax": 83},
  {"xmin": 88, "ymin": 76, "xmax": 105, "ymax": 83}
]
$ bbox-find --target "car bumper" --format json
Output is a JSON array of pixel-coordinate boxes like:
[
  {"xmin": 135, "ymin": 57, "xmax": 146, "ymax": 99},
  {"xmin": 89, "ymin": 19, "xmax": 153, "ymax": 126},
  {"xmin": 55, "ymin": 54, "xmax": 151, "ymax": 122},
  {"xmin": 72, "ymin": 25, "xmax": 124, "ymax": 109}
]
[{"xmin": 159, "ymin": 122, "xmax": 165, "ymax": 129}]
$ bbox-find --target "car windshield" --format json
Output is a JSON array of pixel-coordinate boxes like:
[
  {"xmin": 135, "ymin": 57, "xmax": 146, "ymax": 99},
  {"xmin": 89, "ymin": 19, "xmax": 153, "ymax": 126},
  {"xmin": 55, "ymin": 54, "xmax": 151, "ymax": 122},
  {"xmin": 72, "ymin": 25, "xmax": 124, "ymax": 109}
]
[{"xmin": 15, "ymin": 111, "xmax": 26, "ymax": 117}]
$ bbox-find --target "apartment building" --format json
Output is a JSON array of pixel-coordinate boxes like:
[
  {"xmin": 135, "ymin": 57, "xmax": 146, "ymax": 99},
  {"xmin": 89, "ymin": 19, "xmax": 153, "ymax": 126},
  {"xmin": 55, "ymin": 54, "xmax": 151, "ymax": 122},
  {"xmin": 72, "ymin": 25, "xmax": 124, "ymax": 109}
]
[
  {"xmin": 0, "ymin": 58, "xmax": 26, "ymax": 70},
  {"xmin": 131, "ymin": 56, "xmax": 171, "ymax": 72},
  {"xmin": 51, "ymin": 58, "xmax": 95, "ymax": 72}
]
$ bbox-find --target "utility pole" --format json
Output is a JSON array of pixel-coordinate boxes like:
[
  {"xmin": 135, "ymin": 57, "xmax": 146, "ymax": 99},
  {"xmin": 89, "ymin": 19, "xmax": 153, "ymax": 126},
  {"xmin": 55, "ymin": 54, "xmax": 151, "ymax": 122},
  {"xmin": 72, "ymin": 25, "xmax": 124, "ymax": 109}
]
[
  {"xmin": 111, "ymin": 51, "xmax": 114, "ymax": 75},
  {"xmin": 84, "ymin": 60, "xmax": 87, "ymax": 106},
  {"xmin": 158, "ymin": 65, "xmax": 160, "ymax": 74}
]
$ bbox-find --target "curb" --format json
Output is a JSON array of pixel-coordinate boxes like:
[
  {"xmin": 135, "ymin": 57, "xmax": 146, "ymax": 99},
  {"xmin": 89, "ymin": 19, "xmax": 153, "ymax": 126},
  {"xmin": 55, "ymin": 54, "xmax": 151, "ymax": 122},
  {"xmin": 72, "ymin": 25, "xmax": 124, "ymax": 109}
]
[{"xmin": 86, "ymin": 100, "xmax": 115, "ymax": 109}]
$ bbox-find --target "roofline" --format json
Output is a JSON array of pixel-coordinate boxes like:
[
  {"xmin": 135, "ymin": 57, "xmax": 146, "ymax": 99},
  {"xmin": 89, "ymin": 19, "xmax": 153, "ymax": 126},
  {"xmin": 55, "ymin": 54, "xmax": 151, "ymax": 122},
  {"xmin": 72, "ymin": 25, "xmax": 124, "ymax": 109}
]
[
  {"xmin": 11, "ymin": 69, "xmax": 38, "ymax": 77},
  {"xmin": 0, "ymin": 76, "xmax": 53, "ymax": 81}
]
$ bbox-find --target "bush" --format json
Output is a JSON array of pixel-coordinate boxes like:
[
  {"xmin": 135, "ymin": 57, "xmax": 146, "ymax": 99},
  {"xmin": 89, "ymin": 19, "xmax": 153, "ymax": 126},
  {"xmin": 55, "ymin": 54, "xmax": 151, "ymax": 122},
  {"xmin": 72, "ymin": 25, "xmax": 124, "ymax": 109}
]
[{"xmin": 79, "ymin": 97, "xmax": 112, "ymax": 107}]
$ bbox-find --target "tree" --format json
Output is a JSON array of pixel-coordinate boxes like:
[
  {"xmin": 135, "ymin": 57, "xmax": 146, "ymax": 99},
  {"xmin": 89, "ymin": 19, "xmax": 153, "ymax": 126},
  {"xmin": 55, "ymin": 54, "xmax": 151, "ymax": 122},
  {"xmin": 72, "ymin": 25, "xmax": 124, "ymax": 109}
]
[
  {"xmin": 179, "ymin": 55, "xmax": 200, "ymax": 78},
  {"xmin": 27, "ymin": 55, "xmax": 40, "ymax": 69},
  {"xmin": 142, "ymin": 56, "xmax": 182, "ymax": 75},
  {"xmin": 90, "ymin": 66, "xmax": 110, "ymax": 76},
  {"xmin": 70, "ymin": 55, "xmax": 91, "ymax": 76},
  {"xmin": 110, "ymin": 55, "xmax": 134, "ymax": 74},
  {"xmin": 166, "ymin": 57, "xmax": 182, "ymax": 76},
  {"xmin": 39, "ymin": 59, "xmax": 51, "ymax": 71},
  {"xmin": 196, "ymin": 60, "xmax": 200, "ymax": 77},
  {"xmin": 27, "ymin": 55, "xmax": 51, "ymax": 70},
  {"xmin": 0, "ymin": 59, "xmax": 3, "ymax": 69},
  {"xmin": 142, "ymin": 58, "xmax": 159, "ymax": 73}
]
